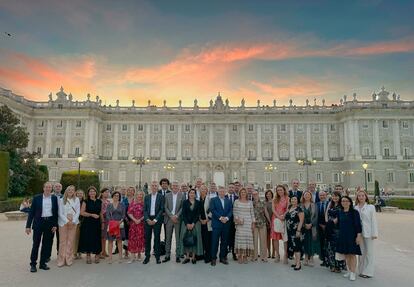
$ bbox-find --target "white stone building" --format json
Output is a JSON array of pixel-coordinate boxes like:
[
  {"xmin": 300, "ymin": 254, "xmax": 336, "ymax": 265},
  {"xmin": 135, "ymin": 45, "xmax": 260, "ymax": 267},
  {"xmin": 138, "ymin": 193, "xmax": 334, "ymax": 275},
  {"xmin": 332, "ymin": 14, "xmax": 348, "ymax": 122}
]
[{"xmin": 1, "ymin": 86, "xmax": 414, "ymax": 194}]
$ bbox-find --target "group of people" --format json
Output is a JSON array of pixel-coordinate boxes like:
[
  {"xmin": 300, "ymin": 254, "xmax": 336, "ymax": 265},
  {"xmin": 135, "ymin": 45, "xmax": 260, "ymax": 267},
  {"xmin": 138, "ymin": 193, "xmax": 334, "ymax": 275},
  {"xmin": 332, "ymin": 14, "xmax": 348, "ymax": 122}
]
[{"xmin": 25, "ymin": 178, "xmax": 378, "ymax": 282}]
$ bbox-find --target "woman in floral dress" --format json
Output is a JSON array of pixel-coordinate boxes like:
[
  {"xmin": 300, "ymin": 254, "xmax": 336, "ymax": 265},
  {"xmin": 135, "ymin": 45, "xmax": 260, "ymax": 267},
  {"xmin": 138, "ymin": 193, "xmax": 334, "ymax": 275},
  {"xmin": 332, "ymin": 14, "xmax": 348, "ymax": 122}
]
[
  {"xmin": 271, "ymin": 185, "xmax": 289, "ymax": 263},
  {"xmin": 127, "ymin": 191, "xmax": 145, "ymax": 263},
  {"xmin": 286, "ymin": 196, "xmax": 304, "ymax": 271}
]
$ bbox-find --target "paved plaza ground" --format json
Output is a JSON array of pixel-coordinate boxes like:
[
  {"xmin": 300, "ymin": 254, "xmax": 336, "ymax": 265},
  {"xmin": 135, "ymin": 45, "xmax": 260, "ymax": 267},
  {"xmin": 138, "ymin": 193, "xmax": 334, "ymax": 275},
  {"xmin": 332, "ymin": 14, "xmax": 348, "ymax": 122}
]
[{"xmin": 0, "ymin": 210, "xmax": 413, "ymax": 287}]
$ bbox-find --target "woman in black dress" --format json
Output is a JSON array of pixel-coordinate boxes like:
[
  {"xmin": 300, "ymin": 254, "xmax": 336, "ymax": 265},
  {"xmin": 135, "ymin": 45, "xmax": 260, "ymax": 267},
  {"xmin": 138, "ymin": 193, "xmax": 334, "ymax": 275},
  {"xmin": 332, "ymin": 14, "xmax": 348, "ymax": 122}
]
[
  {"xmin": 199, "ymin": 185, "xmax": 211, "ymax": 263},
  {"xmin": 325, "ymin": 191, "xmax": 346, "ymax": 273},
  {"xmin": 181, "ymin": 189, "xmax": 203, "ymax": 264},
  {"xmin": 286, "ymin": 196, "xmax": 304, "ymax": 271},
  {"xmin": 78, "ymin": 186, "xmax": 102, "ymax": 264},
  {"xmin": 337, "ymin": 196, "xmax": 362, "ymax": 281}
]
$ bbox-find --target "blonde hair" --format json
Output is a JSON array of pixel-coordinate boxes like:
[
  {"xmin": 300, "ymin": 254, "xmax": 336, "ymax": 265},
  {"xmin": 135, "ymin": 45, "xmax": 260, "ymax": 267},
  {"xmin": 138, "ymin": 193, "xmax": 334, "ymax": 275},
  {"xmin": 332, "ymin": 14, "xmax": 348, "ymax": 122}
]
[
  {"xmin": 355, "ymin": 190, "xmax": 370, "ymax": 205},
  {"xmin": 63, "ymin": 185, "xmax": 76, "ymax": 204},
  {"xmin": 135, "ymin": 190, "xmax": 145, "ymax": 202},
  {"xmin": 301, "ymin": 190, "xmax": 314, "ymax": 204}
]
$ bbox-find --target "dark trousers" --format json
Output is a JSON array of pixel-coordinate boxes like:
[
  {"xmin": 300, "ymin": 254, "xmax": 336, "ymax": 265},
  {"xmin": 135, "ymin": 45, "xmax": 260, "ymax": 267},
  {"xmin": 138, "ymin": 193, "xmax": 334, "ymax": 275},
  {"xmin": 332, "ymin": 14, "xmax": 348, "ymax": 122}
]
[
  {"xmin": 201, "ymin": 224, "xmax": 211, "ymax": 261},
  {"xmin": 30, "ymin": 218, "xmax": 54, "ymax": 266},
  {"xmin": 145, "ymin": 219, "xmax": 161, "ymax": 259},
  {"xmin": 318, "ymin": 226, "xmax": 327, "ymax": 263},
  {"xmin": 211, "ymin": 224, "xmax": 229, "ymax": 260},
  {"xmin": 228, "ymin": 220, "xmax": 236, "ymax": 256}
]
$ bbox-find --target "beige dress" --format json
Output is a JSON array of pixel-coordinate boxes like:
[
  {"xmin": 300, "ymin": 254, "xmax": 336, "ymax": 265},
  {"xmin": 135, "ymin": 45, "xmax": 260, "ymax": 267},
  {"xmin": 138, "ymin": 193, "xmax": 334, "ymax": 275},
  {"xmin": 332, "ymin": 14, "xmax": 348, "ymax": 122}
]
[{"xmin": 233, "ymin": 200, "xmax": 255, "ymax": 256}]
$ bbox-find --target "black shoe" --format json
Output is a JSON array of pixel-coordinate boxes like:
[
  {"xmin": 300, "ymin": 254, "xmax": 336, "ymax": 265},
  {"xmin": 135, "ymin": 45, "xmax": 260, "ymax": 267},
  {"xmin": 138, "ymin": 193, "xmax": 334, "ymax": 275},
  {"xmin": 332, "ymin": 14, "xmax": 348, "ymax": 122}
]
[
  {"xmin": 45, "ymin": 258, "xmax": 50, "ymax": 263},
  {"xmin": 294, "ymin": 264, "xmax": 302, "ymax": 271},
  {"xmin": 182, "ymin": 258, "xmax": 190, "ymax": 264},
  {"xmin": 192, "ymin": 259, "xmax": 196, "ymax": 264},
  {"xmin": 232, "ymin": 254, "xmax": 238, "ymax": 261},
  {"xmin": 211, "ymin": 259, "xmax": 216, "ymax": 266},
  {"xmin": 204, "ymin": 259, "xmax": 211, "ymax": 264},
  {"xmin": 220, "ymin": 258, "xmax": 229, "ymax": 265},
  {"xmin": 143, "ymin": 257, "xmax": 150, "ymax": 264},
  {"xmin": 39, "ymin": 264, "xmax": 50, "ymax": 270},
  {"xmin": 291, "ymin": 264, "xmax": 296, "ymax": 268},
  {"xmin": 162, "ymin": 257, "xmax": 170, "ymax": 263},
  {"xmin": 156, "ymin": 258, "xmax": 161, "ymax": 264},
  {"xmin": 30, "ymin": 266, "xmax": 37, "ymax": 273},
  {"xmin": 176, "ymin": 258, "xmax": 181, "ymax": 263}
]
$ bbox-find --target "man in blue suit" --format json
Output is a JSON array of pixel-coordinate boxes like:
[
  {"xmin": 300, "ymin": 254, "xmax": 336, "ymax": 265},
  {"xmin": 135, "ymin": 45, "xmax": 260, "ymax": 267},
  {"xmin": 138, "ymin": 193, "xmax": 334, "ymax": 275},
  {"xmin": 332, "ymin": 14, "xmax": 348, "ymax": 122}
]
[
  {"xmin": 25, "ymin": 182, "xmax": 58, "ymax": 273},
  {"xmin": 209, "ymin": 186, "xmax": 232, "ymax": 266}
]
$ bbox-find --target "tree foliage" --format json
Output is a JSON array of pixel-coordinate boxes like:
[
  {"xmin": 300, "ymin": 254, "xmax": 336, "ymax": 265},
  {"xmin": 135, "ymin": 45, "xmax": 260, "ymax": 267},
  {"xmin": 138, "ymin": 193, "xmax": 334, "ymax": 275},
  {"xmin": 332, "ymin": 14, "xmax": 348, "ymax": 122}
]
[{"xmin": 0, "ymin": 105, "xmax": 29, "ymax": 152}]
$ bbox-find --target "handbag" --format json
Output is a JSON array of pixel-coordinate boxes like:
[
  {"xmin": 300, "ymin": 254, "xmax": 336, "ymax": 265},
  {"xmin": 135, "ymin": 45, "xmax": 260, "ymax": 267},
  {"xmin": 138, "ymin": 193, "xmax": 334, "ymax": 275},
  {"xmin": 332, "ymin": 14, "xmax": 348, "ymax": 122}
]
[
  {"xmin": 183, "ymin": 229, "xmax": 197, "ymax": 247},
  {"xmin": 107, "ymin": 209, "xmax": 121, "ymax": 237},
  {"xmin": 273, "ymin": 217, "xmax": 285, "ymax": 233}
]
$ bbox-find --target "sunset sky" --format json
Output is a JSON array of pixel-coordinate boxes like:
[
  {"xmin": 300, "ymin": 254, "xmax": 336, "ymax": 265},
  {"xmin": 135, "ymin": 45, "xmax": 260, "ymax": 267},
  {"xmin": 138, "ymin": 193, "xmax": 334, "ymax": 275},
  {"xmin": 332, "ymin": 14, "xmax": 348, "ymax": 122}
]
[{"xmin": 1, "ymin": 0, "xmax": 413, "ymax": 107}]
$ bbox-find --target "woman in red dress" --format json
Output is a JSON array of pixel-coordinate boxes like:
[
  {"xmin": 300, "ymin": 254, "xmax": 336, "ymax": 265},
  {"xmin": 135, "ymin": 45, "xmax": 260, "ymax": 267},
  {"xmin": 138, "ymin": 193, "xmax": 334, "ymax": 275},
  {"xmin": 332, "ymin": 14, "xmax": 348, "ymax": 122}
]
[
  {"xmin": 127, "ymin": 190, "xmax": 145, "ymax": 263},
  {"xmin": 271, "ymin": 185, "xmax": 289, "ymax": 264}
]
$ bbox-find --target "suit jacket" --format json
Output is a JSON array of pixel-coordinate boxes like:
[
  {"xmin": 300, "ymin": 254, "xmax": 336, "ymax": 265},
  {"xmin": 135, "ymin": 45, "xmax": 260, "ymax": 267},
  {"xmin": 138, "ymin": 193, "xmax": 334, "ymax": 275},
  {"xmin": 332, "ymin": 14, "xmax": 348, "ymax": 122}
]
[
  {"xmin": 209, "ymin": 196, "xmax": 233, "ymax": 229},
  {"xmin": 158, "ymin": 189, "xmax": 171, "ymax": 197},
  {"xmin": 288, "ymin": 189, "xmax": 303, "ymax": 201},
  {"xmin": 317, "ymin": 200, "xmax": 329, "ymax": 225},
  {"xmin": 226, "ymin": 193, "xmax": 238, "ymax": 206},
  {"xmin": 25, "ymin": 194, "xmax": 59, "ymax": 230},
  {"xmin": 164, "ymin": 191, "xmax": 184, "ymax": 224},
  {"xmin": 313, "ymin": 191, "xmax": 321, "ymax": 204},
  {"xmin": 144, "ymin": 193, "xmax": 164, "ymax": 223},
  {"xmin": 355, "ymin": 203, "xmax": 378, "ymax": 238}
]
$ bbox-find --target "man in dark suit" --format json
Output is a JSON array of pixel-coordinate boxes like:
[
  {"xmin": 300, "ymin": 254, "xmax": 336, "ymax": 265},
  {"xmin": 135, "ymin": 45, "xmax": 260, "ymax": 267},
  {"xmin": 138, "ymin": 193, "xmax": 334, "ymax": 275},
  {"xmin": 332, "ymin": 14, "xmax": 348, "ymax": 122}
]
[
  {"xmin": 158, "ymin": 178, "xmax": 171, "ymax": 196},
  {"xmin": 226, "ymin": 183, "xmax": 238, "ymax": 261},
  {"xmin": 316, "ymin": 191, "xmax": 329, "ymax": 266},
  {"xmin": 308, "ymin": 180, "xmax": 320, "ymax": 203},
  {"xmin": 25, "ymin": 182, "xmax": 58, "ymax": 272},
  {"xmin": 209, "ymin": 186, "xmax": 233, "ymax": 266},
  {"xmin": 143, "ymin": 181, "xmax": 165, "ymax": 264},
  {"xmin": 288, "ymin": 179, "xmax": 303, "ymax": 201}
]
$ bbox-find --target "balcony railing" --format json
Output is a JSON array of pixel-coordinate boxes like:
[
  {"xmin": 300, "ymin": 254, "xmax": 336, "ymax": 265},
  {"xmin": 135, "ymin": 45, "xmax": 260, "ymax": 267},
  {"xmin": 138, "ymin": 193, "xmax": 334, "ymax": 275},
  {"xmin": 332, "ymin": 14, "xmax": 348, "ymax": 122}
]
[
  {"xmin": 279, "ymin": 157, "xmax": 289, "ymax": 161},
  {"xmin": 68, "ymin": 154, "xmax": 78, "ymax": 158},
  {"xmin": 329, "ymin": 157, "xmax": 344, "ymax": 161},
  {"xmin": 118, "ymin": 156, "xmax": 129, "ymax": 160},
  {"xmin": 383, "ymin": 155, "xmax": 397, "ymax": 160},
  {"xmin": 166, "ymin": 157, "xmax": 177, "ymax": 160},
  {"xmin": 150, "ymin": 156, "xmax": 160, "ymax": 160},
  {"xmin": 99, "ymin": 156, "xmax": 112, "ymax": 160},
  {"xmin": 403, "ymin": 155, "xmax": 414, "ymax": 160},
  {"xmin": 262, "ymin": 157, "xmax": 273, "ymax": 161},
  {"xmin": 182, "ymin": 156, "xmax": 191, "ymax": 160},
  {"xmin": 362, "ymin": 155, "xmax": 377, "ymax": 160},
  {"xmin": 248, "ymin": 157, "xmax": 256, "ymax": 161},
  {"xmin": 312, "ymin": 157, "xmax": 324, "ymax": 161},
  {"xmin": 48, "ymin": 154, "xmax": 62, "ymax": 158}
]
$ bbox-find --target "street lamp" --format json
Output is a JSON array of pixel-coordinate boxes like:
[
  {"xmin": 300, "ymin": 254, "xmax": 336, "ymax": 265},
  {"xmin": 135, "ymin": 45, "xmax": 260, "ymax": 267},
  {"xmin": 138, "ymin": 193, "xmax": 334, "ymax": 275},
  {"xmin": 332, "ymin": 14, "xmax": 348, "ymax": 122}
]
[
  {"xmin": 132, "ymin": 156, "xmax": 150, "ymax": 190},
  {"xmin": 297, "ymin": 159, "xmax": 317, "ymax": 187},
  {"xmin": 264, "ymin": 163, "xmax": 276, "ymax": 188},
  {"xmin": 77, "ymin": 156, "xmax": 83, "ymax": 190},
  {"xmin": 362, "ymin": 161, "xmax": 368, "ymax": 192},
  {"xmin": 164, "ymin": 163, "xmax": 175, "ymax": 181},
  {"xmin": 341, "ymin": 170, "xmax": 354, "ymax": 188}
]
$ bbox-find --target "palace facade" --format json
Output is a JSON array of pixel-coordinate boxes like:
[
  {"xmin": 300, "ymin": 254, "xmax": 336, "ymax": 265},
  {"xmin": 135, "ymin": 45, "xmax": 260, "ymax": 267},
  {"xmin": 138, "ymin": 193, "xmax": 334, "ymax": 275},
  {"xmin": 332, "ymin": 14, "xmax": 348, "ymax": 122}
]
[{"xmin": 1, "ymin": 86, "xmax": 414, "ymax": 194}]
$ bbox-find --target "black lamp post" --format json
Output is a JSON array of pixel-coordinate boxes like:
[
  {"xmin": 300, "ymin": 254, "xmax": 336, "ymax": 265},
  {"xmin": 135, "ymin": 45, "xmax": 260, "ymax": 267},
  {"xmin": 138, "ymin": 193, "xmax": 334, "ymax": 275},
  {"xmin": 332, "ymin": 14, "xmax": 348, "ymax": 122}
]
[
  {"xmin": 297, "ymin": 159, "xmax": 316, "ymax": 187},
  {"xmin": 132, "ymin": 156, "xmax": 150, "ymax": 190}
]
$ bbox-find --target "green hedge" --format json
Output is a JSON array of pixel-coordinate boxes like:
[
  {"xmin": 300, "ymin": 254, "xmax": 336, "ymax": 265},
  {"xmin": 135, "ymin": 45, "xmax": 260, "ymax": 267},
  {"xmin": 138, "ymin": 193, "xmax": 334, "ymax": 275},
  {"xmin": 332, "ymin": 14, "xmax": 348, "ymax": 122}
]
[
  {"xmin": 0, "ymin": 151, "xmax": 10, "ymax": 201},
  {"xmin": 60, "ymin": 170, "xmax": 100, "ymax": 193},
  {"xmin": 0, "ymin": 197, "xmax": 24, "ymax": 213},
  {"xmin": 26, "ymin": 165, "xmax": 49, "ymax": 195},
  {"xmin": 386, "ymin": 198, "xmax": 414, "ymax": 210}
]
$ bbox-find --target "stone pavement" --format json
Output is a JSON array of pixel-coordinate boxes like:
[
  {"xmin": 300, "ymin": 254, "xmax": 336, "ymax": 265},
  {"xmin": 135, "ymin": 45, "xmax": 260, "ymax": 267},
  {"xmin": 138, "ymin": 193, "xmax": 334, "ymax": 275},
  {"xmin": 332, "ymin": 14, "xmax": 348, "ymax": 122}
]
[{"xmin": 0, "ymin": 210, "xmax": 413, "ymax": 287}]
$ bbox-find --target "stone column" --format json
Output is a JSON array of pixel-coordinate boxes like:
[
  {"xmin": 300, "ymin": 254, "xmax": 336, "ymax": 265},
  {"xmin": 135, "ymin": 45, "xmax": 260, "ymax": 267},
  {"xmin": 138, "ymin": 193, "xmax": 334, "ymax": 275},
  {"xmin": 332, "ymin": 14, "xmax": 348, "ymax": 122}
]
[
  {"xmin": 306, "ymin": 124, "xmax": 312, "ymax": 159},
  {"xmin": 64, "ymin": 120, "xmax": 71, "ymax": 157},
  {"xmin": 393, "ymin": 119, "xmax": 402, "ymax": 159},
  {"xmin": 88, "ymin": 119, "xmax": 96, "ymax": 156},
  {"xmin": 161, "ymin": 124, "xmax": 166, "ymax": 160},
  {"xmin": 129, "ymin": 123, "xmax": 135, "ymax": 159},
  {"xmin": 273, "ymin": 124, "xmax": 278, "ymax": 161},
  {"xmin": 343, "ymin": 121, "xmax": 350, "ymax": 160},
  {"xmin": 289, "ymin": 124, "xmax": 295, "ymax": 161},
  {"xmin": 208, "ymin": 124, "xmax": 214, "ymax": 158},
  {"xmin": 45, "ymin": 119, "xmax": 52, "ymax": 157},
  {"xmin": 257, "ymin": 124, "xmax": 262, "ymax": 161},
  {"xmin": 177, "ymin": 124, "xmax": 182, "ymax": 160},
  {"xmin": 353, "ymin": 120, "xmax": 361, "ymax": 160},
  {"xmin": 240, "ymin": 124, "xmax": 246, "ymax": 159},
  {"xmin": 83, "ymin": 119, "xmax": 89, "ymax": 155},
  {"xmin": 113, "ymin": 123, "xmax": 119, "ymax": 160},
  {"xmin": 193, "ymin": 124, "xmax": 198, "ymax": 160},
  {"xmin": 373, "ymin": 120, "xmax": 382, "ymax": 160},
  {"xmin": 224, "ymin": 124, "xmax": 230, "ymax": 159},
  {"xmin": 323, "ymin": 123, "xmax": 329, "ymax": 161},
  {"xmin": 339, "ymin": 123, "xmax": 344, "ymax": 158},
  {"xmin": 145, "ymin": 124, "xmax": 150, "ymax": 158}
]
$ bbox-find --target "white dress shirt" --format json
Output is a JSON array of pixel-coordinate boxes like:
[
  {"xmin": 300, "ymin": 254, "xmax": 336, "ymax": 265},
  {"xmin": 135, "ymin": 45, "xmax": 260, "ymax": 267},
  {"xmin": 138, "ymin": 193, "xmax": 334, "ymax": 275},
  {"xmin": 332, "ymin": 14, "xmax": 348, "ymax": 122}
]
[
  {"xmin": 42, "ymin": 195, "xmax": 53, "ymax": 217},
  {"xmin": 172, "ymin": 192, "xmax": 178, "ymax": 215},
  {"xmin": 150, "ymin": 193, "xmax": 157, "ymax": 216},
  {"xmin": 58, "ymin": 197, "xmax": 80, "ymax": 226}
]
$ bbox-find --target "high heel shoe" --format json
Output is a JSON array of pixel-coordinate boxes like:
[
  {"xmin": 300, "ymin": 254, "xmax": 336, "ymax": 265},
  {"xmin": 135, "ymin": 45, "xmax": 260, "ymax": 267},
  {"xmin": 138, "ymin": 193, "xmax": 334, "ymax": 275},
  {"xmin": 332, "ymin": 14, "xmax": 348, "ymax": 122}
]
[{"xmin": 294, "ymin": 264, "xmax": 301, "ymax": 271}]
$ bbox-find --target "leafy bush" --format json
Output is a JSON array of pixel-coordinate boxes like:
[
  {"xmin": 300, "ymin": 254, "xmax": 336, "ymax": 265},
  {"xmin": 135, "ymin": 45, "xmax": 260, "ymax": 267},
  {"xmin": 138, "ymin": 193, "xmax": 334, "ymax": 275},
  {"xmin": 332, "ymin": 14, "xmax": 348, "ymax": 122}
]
[
  {"xmin": 26, "ymin": 165, "xmax": 49, "ymax": 195},
  {"xmin": 386, "ymin": 198, "xmax": 414, "ymax": 210},
  {"xmin": 60, "ymin": 170, "xmax": 100, "ymax": 193},
  {"xmin": 0, "ymin": 197, "xmax": 24, "ymax": 212},
  {"xmin": 0, "ymin": 151, "xmax": 9, "ymax": 201}
]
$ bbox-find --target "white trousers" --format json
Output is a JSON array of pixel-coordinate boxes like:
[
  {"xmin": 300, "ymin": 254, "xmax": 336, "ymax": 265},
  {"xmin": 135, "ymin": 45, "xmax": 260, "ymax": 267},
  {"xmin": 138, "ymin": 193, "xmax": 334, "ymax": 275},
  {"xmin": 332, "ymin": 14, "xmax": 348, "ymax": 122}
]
[{"xmin": 358, "ymin": 237, "xmax": 375, "ymax": 277}]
